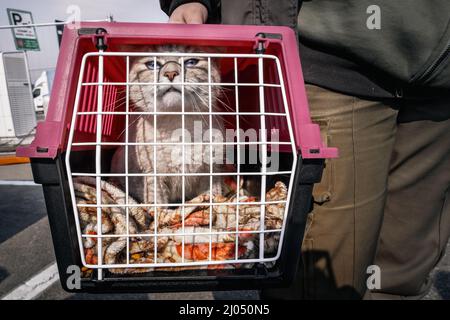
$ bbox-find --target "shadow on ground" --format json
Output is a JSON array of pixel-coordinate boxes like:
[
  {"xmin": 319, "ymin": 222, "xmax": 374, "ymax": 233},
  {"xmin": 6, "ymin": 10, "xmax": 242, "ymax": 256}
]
[
  {"xmin": 434, "ymin": 271, "xmax": 450, "ymax": 300},
  {"xmin": 0, "ymin": 186, "xmax": 46, "ymax": 244}
]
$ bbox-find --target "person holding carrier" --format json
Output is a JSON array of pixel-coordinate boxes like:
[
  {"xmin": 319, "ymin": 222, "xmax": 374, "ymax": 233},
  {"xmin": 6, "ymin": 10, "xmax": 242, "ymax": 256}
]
[{"xmin": 160, "ymin": 0, "xmax": 450, "ymax": 300}]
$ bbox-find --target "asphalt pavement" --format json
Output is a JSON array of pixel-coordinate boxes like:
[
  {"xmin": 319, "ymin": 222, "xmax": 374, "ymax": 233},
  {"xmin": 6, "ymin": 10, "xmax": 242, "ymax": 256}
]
[{"xmin": 0, "ymin": 163, "xmax": 448, "ymax": 300}]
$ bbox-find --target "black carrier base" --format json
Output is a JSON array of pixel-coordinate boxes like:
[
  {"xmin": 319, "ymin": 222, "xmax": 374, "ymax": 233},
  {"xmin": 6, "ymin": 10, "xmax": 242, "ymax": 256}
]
[{"xmin": 31, "ymin": 153, "xmax": 323, "ymax": 293}]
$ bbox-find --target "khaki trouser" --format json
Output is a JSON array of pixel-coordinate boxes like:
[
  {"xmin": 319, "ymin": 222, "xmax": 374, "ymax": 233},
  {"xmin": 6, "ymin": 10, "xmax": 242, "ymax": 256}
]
[
  {"xmin": 262, "ymin": 84, "xmax": 450, "ymax": 299},
  {"xmin": 370, "ymin": 96, "xmax": 450, "ymax": 299}
]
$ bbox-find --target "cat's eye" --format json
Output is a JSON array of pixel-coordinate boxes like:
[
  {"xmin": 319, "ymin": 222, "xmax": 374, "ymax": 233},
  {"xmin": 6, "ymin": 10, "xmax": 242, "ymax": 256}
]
[
  {"xmin": 184, "ymin": 58, "xmax": 199, "ymax": 68},
  {"xmin": 145, "ymin": 60, "xmax": 161, "ymax": 70}
]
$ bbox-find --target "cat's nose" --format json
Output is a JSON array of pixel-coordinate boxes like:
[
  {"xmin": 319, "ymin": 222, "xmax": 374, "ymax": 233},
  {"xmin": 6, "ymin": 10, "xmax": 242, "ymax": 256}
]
[{"xmin": 164, "ymin": 71, "xmax": 179, "ymax": 82}]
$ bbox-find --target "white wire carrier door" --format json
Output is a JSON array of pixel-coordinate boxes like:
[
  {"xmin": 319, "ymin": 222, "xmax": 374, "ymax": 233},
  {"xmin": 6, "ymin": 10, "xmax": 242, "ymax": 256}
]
[{"xmin": 65, "ymin": 51, "xmax": 298, "ymax": 279}]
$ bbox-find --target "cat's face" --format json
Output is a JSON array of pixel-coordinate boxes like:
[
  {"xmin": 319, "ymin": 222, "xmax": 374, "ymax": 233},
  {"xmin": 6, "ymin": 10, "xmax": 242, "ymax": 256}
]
[{"xmin": 129, "ymin": 46, "xmax": 221, "ymax": 112}]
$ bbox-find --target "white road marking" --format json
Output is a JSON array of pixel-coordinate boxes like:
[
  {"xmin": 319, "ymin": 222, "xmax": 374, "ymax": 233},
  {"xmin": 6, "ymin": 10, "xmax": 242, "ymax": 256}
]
[
  {"xmin": 1, "ymin": 263, "xmax": 59, "ymax": 300},
  {"xmin": 0, "ymin": 180, "xmax": 37, "ymax": 186}
]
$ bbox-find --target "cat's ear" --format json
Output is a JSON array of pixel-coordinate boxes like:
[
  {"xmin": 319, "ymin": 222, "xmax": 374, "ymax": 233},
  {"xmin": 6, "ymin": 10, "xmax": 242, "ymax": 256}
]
[
  {"xmin": 214, "ymin": 46, "xmax": 226, "ymax": 54},
  {"xmin": 119, "ymin": 45, "xmax": 156, "ymax": 65},
  {"xmin": 198, "ymin": 46, "xmax": 224, "ymax": 54},
  {"xmin": 119, "ymin": 45, "xmax": 156, "ymax": 54},
  {"xmin": 200, "ymin": 46, "xmax": 225, "ymax": 68},
  {"xmin": 118, "ymin": 45, "xmax": 138, "ymax": 64},
  {"xmin": 119, "ymin": 44, "xmax": 137, "ymax": 53},
  {"xmin": 209, "ymin": 47, "xmax": 225, "ymax": 77}
]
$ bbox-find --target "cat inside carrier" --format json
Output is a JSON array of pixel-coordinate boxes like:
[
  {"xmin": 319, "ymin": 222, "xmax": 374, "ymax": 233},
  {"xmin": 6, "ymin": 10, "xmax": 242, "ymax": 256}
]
[{"xmin": 17, "ymin": 22, "xmax": 337, "ymax": 293}]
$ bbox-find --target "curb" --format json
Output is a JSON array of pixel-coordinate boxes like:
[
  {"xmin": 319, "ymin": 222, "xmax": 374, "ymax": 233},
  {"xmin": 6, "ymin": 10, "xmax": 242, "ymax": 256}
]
[{"xmin": 0, "ymin": 155, "xmax": 30, "ymax": 166}]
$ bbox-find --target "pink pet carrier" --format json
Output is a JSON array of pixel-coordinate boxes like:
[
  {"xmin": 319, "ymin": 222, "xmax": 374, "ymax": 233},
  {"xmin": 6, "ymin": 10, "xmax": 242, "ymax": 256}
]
[{"xmin": 17, "ymin": 22, "xmax": 337, "ymax": 293}]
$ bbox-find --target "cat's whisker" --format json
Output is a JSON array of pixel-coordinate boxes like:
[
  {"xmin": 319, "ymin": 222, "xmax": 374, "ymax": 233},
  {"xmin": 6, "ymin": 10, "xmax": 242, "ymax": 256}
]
[
  {"xmin": 187, "ymin": 92, "xmax": 209, "ymax": 130},
  {"xmin": 217, "ymin": 86, "xmax": 233, "ymax": 109},
  {"xmin": 111, "ymin": 96, "xmax": 146, "ymax": 111},
  {"xmin": 114, "ymin": 98, "xmax": 148, "ymax": 140},
  {"xmin": 116, "ymin": 113, "xmax": 146, "ymax": 140},
  {"xmin": 194, "ymin": 86, "xmax": 234, "ymax": 113},
  {"xmin": 188, "ymin": 88, "xmax": 235, "ymax": 130}
]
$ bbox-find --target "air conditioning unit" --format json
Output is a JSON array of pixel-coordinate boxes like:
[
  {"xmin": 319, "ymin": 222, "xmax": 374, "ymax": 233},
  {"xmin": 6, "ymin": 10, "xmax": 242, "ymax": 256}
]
[{"xmin": 0, "ymin": 51, "xmax": 36, "ymax": 138}]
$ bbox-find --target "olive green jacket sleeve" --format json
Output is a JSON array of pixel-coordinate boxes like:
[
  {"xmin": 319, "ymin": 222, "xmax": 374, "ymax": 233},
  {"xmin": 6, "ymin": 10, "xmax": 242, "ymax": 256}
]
[
  {"xmin": 160, "ymin": 0, "xmax": 450, "ymax": 90},
  {"xmin": 298, "ymin": 0, "xmax": 450, "ymax": 90}
]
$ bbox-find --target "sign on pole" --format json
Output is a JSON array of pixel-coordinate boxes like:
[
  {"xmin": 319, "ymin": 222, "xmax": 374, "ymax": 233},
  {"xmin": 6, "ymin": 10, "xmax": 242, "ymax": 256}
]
[{"xmin": 7, "ymin": 8, "xmax": 40, "ymax": 51}]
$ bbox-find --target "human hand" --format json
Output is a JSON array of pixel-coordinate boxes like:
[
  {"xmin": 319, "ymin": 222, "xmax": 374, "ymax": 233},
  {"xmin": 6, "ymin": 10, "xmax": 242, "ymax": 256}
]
[{"xmin": 169, "ymin": 3, "xmax": 208, "ymax": 24}]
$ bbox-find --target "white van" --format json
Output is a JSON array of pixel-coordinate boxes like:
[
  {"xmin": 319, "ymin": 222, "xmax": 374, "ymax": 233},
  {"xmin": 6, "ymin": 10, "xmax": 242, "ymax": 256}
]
[{"xmin": 33, "ymin": 70, "xmax": 54, "ymax": 115}]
